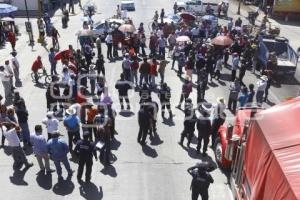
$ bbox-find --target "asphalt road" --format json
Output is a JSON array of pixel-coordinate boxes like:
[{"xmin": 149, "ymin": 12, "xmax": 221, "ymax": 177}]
[{"xmin": 0, "ymin": 0, "xmax": 299, "ymax": 199}]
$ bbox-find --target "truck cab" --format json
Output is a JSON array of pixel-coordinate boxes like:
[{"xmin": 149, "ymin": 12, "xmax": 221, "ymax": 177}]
[
  {"xmin": 214, "ymin": 107, "xmax": 263, "ymax": 169},
  {"xmin": 176, "ymin": 0, "xmax": 218, "ymax": 15}
]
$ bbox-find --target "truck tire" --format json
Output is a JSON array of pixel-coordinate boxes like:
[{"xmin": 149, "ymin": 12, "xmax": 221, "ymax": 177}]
[{"xmin": 214, "ymin": 137, "xmax": 223, "ymax": 166}]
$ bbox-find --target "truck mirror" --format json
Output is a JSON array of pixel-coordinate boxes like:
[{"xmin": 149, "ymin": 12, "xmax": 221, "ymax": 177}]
[{"xmin": 226, "ymin": 124, "xmax": 234, "ymax": 140}]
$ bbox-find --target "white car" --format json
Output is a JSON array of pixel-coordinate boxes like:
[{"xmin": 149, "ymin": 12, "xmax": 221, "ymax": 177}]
[
  {"xmin": 164, "ymin": 13, "xmax": 181, "ymax": 24},
  {"xmin": 121, "ymin": 0, "xmax": 135, "ymax": 11},
  {"xmin": 176, "ymin": 0, "xmax": 218, "ymax": 15},
  {"xmin": 92, "ymin": 18, "xmax": 125, "ymax": 39}
]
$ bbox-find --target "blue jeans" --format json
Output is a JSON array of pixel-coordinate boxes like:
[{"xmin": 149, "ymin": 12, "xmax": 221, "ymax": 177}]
[
  {"xmin": 50, "ymin": 63, "xmax": 57, "ymax": 75},
  {"xmin": 53, "ymin": 156, "xmax": 72, "ymax": 177},
  {"xmin": 139, "ymin": 74, "xmax": 148, "ymax": 86},
  {"xmin": 19, "ymin": 122, "xmax": 30, "ymax": 144}
]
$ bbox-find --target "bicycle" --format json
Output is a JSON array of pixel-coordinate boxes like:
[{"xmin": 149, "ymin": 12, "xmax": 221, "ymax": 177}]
[{"xmin": 31, "ymin": 68, "xmax": 52, "ymax": 85}]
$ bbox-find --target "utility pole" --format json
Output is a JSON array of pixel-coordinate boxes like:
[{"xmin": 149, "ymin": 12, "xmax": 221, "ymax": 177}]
[
  {"xmin": 24, "ymin": 0, "xmax": 34, "ymax": 48},
  {"xmin": 237, "ymin": 0, "xmax": 241, "ymax": 15}
]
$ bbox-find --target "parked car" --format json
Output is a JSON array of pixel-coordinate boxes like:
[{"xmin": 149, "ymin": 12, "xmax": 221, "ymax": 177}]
[
  {"xmin": 92, "ymin": 18, "xmax": 125, "ymax": 39},
  {"xmin": 121, "ymin": 0, "xmax": 135, "ymax": 11},
  {"xmin": 258, "ymin": 35, "xmax": 299, "ymax": 75},
  {"xmin": 176, "ymin": 0, "xmax": 219, "ymax": 15},
  {"xmin": 163, "ymin": 13, "xmax": 181, "ymax": 24}
]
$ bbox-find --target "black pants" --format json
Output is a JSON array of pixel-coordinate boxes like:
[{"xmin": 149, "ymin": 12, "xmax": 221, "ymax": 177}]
[
  {"xmin": 77, "ymin": 158, "xmax": 93, "ymax": 181},
  {"xmin": 113, "ymin": 44, "xmax": 118, "ymax": 57},
  {"xmin": 119, "ymin": 96, "xmax": 130, "ymax": 108},
  {"xmin": 211, "ymin": 118, "xmax": 222, "ymax": 146},
  {"xmin": 197, "ymin": 134, "xmax": 209, "ymax": 153},
  {"xmin": 179, "ymin": 93, "xmax": 190, "ymax": 105},
  {"xmin": 215, "ymin": 70, "xmax": 221, "ymax": 80},
  {"xmin": 192, "ymin": 188, "xmax": 208, "ymax": 200},
  {"xmin": 106, "ymin": 44, "xmax": 112, "ymax": 59},
  {"xmin": 100, "ymin": 140, "xmax": 111, "ymax": 165},
  {"xmin": 180, "ymin": 128, "xmax": 194, "ymax": 146},
  {"xmin": 231, "ymin": 70, "xmax": 236, "ymax": 82},
  {"xmin": 68, "ymin": 131, "xmax": 80, "ymax": 151},
  {"xmin": 228, "ymin": 98, "xmax": 237, "ymax": 113},
  {"xmin": 138, "ymin": 127, "xmax": 149, "ymax": 143},
  {"xmin": 97, "ymin": 47, "xmax": 102, "ymax": 58},
  {"xmin": 161, "ymin": 102, "xmax": 171, "ymax": 113}
]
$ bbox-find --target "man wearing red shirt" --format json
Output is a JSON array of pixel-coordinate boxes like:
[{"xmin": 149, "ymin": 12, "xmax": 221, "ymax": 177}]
[
  {"xmin": 7, "ymin": 31, "xmax": 16, "ymax": 52},
  {"xmin": 31, "ymin": 56, "xmax": 43, "ymax": 83},
  {"xmin": 149, "ymin": 58, "xmax": 159, "ymax": 88}
]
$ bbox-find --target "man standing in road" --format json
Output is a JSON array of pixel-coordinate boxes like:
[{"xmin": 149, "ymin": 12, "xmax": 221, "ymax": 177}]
[
  {"xmin": 74, "ymin": 131, "xmax": 97, "ymax": 183},
  {"xmin": 30, "ymin": 125, "xmax": 55, "ymax": 174},
  {"xmin": 158, "ymin": 83, "xmax": 173, "ymax": 119},
  {"xmin": 105, "ymin": 32, "xmax": 113, "ymax": 60},
  {"xmin": 63, "ymin": 107, "xmax": 81, "ymax": 152},
  {"xmin": 42, "ymin": 111, "xmax": 59, "ymax": 140},
  {"xmin": 115, "ymin": 73, "xmax": 132, "ymax": 110},
  {"xmin": 96, "ymin": 35, "xmax": 102, "ymax": 58},
  {"xmin": 0, "ymin": 66, "xmax": 13, "ymax": 104},
  {"xmin": 49, "ymin": 47, "xmax": 57, "ymax": 75},
  {"xmin": 137, "ymin": 104, "xmax": 151, "ymax": 145},
  {"xmin": 2, "ymin": 122, "xmax": 33, "ymax": 171},
  {"xmin": 4, "ymin": 60, "xmax": 14, "ymax": 91},
  {"xmin": 139, "ymin": 57, "xmax": 150, "ymax": 86},
  {"xmin": 47, "ymin": 131, "xmax": 73, "ymax": 182},
  {"xmin": 188, "ymin": 162, "xmax": 214, "ymax": 200},
  {"xmin": 11, "ymin": 52, "xmax": 21, "ymax": 85},
  {"xmin": 196, "ymin": 104, "xmax": 212, "ymax": 156}
]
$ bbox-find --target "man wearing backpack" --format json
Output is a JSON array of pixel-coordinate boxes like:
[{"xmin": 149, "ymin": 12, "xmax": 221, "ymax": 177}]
[{"xmin": 188, "ymin": 162, "xmax": 214, "ymax": 200}]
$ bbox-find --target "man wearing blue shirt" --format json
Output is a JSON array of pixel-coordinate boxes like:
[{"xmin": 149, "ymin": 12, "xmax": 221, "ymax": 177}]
[
  {"xmin": 47, "ymin": 131, "xmax": 73, "ymax": 181},
  {"xmin": 63, "ymin": 107, "xmax": 80, "ymax": 152}
]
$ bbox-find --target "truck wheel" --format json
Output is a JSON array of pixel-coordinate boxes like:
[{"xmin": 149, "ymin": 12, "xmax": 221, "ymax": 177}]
[{"xmin": 214, "ymin": 137, "xmax": 223, "ymax": 166}]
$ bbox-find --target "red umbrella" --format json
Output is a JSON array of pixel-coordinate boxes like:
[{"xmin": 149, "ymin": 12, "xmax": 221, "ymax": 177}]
[
  {"xmin": 54, "ymin": 49, "xmax": 71, "ymax": 60},
  {"xmin": 212, "ymin": 36, "xmax": 233, "ymax": 46},
  {"xmin": 180, "ymin": 12, "xmax": 196, "ymax": 21}
]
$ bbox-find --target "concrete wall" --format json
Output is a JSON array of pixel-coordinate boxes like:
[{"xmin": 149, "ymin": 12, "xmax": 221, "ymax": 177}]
[{"xmin": 11, "ymin": 0, "xmax": 39, "ymax": 11}]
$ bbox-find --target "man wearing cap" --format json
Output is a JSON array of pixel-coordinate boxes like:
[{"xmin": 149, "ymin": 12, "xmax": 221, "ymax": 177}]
[
  {"xmin": 74, "ymin": 130, "xmax": 97, "ymax": 183},
  {"xmin": 63, "ymin": 107, "xmax": 81, "ymax": 152},
  {"xmin": 47, "ymin": 131, "xmax": 73, "ymax": 181},
  {"xmin": 42, "ymin": 111, "xmax": 59, "ymax": 140},
  {"xmin": 196, "ymin": 104, "xmax": 212, "ymax": 156},
  {"xmin": 11, "ymin": 52, "xmax": 21, "ymax": 85},
  {"xmin": 2, "ymin": 122, "xmax": 33, "ymax": 170},
  {"xmin": 31, "ymin": 125, "xmax": 55, "ymax": 174},
  {"xmin": 0, "ymin": 65, "xmax": 13, "ymax": 104},
  {"xmin": 187, "ymin": 162, "xmax": 214, "ymax": 200}
]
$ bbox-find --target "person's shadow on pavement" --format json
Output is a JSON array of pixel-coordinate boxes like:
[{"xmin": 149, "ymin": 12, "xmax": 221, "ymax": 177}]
[
  {"xmin": 142, "ymin": 144, "xmax": 158, "ymax": 158},
  {"xmin": 9, "ymin": 167, "xmax": 30, "ymax": 186},
  {"xmin": 36, "ymin": 171, "xmax": 52, "ymax": 190},
  {"xmin": 79, "ymin": 183, "xmax": 103, "ymax": 200},
  {"xmin": 52, "ymin": 176, "xmax": 75, "ymax": 196},
  {"xmin": 100, "ymin": 164, "xmax": 117, "ymax": 178}
]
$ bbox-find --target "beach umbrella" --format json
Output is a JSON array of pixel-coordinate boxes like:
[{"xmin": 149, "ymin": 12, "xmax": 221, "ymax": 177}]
[
  {"xmin": 118, "ymin": 24, "xmax": 136, "ymax": 33},
  {"xmin": 180, "ymin": 12, "xmax": 196, "ymax": 21},
  {"xmin": 212, "ymin": 35, "xmax": 233, "ymax": 46},
  {"xmin": 176, "ymin": 35, "xmax": 191, "ymax": 43},
  {"xmin": 0, "ymin": 4, "xmax": 18, "ymax": 14},
  {"xmin": 54, "ymin": 49, "xmax": 71, "ymax": 60},
  {"xmin": 0, "ymin": 17, "xmax": 14, "ymax": 22}
]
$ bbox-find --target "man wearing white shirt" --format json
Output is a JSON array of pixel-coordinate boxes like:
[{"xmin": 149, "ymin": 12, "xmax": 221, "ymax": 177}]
[
  {"xmin": 4, "ymin": 60, "xmax": 14, "ymax": 90},
  {"xmin": 42, "ymin": 111, "xmax": 59, "ymax": 140},
  {"xmin": 0, "ymin": 65, "xmax": 13, "ymax": 104},
  {"xmin": 2, "ymin": 123, "xmax": 33, "ymax": 170},
  {"xmin": 256, "ymin": 75, "xmax": 268, "ymax": 106},
  {"xmin": 11, "ymin": 52, "xmax": 21, "ymax": 84},
  {"xmin": 105, "ymin": 32, "xmax": 113, "ymax": 60}
]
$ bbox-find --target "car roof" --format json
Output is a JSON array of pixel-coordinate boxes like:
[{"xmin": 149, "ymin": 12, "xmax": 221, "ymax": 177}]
[{"xmin": 121, "ymin": 0, "xmax": 134, "ymax": 3}]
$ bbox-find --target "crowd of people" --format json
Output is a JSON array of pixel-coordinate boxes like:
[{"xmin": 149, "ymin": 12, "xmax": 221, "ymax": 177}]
[{"xmin": 0, "ymin": 1, "xmax": 294, "ymax": 199}]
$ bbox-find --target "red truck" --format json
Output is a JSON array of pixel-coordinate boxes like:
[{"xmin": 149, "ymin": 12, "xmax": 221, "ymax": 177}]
[{"xmin": 214, "ymin": 97, "xmax": 300, "ymax": 200}]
